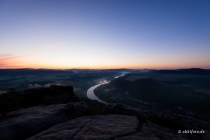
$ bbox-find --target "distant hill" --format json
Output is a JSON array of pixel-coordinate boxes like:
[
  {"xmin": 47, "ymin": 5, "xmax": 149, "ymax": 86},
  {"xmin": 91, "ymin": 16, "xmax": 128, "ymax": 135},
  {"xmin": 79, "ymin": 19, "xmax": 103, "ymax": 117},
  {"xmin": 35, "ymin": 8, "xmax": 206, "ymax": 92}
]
[
  {"xmin": 154, "ymin": 68, "xmax": 210, "ymax": 75},
  {"xmin": 0, "ymin": 69, "xmax": 74, "ymax": 76}
]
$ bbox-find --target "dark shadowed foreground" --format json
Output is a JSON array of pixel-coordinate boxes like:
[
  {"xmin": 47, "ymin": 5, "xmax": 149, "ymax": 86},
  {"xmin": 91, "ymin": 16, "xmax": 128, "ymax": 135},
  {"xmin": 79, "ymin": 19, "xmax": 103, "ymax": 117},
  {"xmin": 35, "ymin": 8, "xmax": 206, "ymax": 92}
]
[{"xmin": 0, "ymin": 85, "xmax": 209, "ymax": 140}]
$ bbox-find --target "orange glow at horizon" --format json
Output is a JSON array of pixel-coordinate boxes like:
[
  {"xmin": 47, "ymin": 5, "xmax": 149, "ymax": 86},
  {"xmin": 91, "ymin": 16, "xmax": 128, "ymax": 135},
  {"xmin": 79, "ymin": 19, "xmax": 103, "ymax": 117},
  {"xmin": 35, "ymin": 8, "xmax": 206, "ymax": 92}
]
[{"xmin": 1, "ymin": 56, "xmax": 209, "ymax": 70}]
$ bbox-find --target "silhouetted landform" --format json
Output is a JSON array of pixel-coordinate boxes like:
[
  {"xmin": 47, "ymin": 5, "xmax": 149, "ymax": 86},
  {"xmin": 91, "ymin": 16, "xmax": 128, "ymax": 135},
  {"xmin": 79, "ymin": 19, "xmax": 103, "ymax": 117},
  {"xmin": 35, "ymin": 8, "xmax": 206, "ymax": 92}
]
[
  {"xmin": 0, "ymin": 85, "xmax": 89, "ymax": 140},
  {"xmin": 0, "ymin": 102, "xmax": 89, "ymax": 140},
  {"xmin": 101, "ymin": 103, "xmax": 210, "ymax": 131},
  {"xmin": 0, "ymin": 69, "xmax": 210, "ymax": 139},
  {"xmin": 95, "ymin": 69, "xmax": 210, "ymax": 138},
  {"xmin": 27, "ymin": 113, "xmax": 208, "ymax": 140},
  {"xmin": 0, "ymin": 68, "xmax": 129, "ymax": 76},
  {"xmin": 0, "ymin": 69, "xmax": 75, "ymax": 76},
  {"xmin": 96, "ymin": 78, "xmax": 210, "ymax": 111},
  {"xmin": 95, "ymin": 70, "xmax": 210, "ymax": 119},
  {"xmin": 27, "ymin": 115, "xmax": 140, "ymax": 140},
  {"xmin": 0, "ymin": 85, "xmax": 209, "ymax": 139},
  {"xmin": 154, "ymin": 68, "xmax": 210, "ymax": 75},
  {"xmin": 0, "ymin": 68, "xmax": 128, "ymax": 98},
  {"xmin": 0, "ymin": 85, "xmax": 78, "ymax": 115}
]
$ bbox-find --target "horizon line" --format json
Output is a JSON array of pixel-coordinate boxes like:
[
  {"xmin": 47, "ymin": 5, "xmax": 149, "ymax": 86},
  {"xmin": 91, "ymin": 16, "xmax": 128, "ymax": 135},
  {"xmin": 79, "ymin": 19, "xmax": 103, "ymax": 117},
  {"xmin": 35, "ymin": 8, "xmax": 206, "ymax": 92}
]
[{"xmin": 0, "ymin": 67, "xmax": 209, "ymax": 71}]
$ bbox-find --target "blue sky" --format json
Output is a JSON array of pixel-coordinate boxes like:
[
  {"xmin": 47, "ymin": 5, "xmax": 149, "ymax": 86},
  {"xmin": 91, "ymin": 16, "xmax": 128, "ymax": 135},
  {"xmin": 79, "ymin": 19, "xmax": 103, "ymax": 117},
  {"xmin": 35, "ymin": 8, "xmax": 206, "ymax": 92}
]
[{"xmin": 0, "ymin": 0, "xmax": 210, "ymax": 69}]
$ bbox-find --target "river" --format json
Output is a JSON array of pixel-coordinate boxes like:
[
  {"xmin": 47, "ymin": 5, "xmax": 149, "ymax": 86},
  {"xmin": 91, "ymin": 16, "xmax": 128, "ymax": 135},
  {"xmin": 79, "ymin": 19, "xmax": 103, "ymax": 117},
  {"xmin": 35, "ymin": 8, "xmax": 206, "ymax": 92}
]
[
  {"xmin": 86, "ymin": 73, "xmax": 127, "ymax": 103},
  {"xmin": 86, "ymin": 83, "xmax": 108, "ymax": 104}
]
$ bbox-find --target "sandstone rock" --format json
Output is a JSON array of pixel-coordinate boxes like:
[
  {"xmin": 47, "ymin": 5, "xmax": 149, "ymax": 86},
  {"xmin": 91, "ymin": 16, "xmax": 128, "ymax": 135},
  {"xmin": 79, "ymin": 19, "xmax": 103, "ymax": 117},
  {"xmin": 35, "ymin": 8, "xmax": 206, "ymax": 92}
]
[
  {"xmin": 0, "ymin": 85, "xmax": 79, "ymax": 115},
  {"xmin": 0, "ymin": 101, "xmax": 88, "ymax": 140},
  {"xmin": 115, "ymin": 122, "xmax": 187, "ymax": 140},
  {"xmin": 27, "ymin": 115, "xmax": 139, "ymax": 140},
  {"xmin": 24, "ymin": 85, "xmax": 79, "ymax": 105},
  {"xmin": 27, "ymin": 116, "xmax": 92, "ymax": 140},
  {"xmin": 27, "ymin": 114, "xmax": 195, "ymax": 140},
  {"xmin": 102, "ymin": 103, "xmax": 143, "ymax": 116}
]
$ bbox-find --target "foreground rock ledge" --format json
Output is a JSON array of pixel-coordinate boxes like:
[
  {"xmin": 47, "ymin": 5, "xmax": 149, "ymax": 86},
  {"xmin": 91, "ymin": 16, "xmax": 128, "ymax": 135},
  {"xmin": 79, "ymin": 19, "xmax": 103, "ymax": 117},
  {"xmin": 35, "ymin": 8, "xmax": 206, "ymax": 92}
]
[
  {"xmin": 27, "ymin": 115, "xmax": 139, "ymax": 140},
  {"xmin": 0, "ymin": 102, "xmax": 88, "ymax": 140},
  {"xmin": 27, "ymin": 114, "xmax": 189, "ymax": 140}
]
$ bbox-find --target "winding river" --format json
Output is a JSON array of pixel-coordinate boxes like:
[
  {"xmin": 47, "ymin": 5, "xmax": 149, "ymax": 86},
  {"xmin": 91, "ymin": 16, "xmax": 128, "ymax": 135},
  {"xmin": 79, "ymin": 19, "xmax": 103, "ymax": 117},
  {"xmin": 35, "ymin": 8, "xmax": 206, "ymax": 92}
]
[
  {"xmin": 86, "ymin": 73, "xmax": 127, "ymax": 103},
  {"xmin": 86, "ymin": 83, "xmax": 108, "ymax": 104}
]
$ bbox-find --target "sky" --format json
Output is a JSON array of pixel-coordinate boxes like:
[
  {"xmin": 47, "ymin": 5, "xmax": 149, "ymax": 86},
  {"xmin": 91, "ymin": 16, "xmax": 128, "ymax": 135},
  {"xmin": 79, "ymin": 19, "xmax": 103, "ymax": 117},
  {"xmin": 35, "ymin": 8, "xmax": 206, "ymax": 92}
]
[{"xmin": 0, "ymin": 0, "xmax": 210, "ymax": 69}]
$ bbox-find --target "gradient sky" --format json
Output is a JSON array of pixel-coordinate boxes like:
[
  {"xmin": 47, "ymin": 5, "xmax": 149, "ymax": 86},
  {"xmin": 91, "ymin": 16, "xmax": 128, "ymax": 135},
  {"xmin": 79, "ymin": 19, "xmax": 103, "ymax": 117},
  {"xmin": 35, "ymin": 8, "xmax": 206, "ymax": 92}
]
[{"xmin": 0, "ymin": 0, "xmax": 210, "ymax": 69}]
